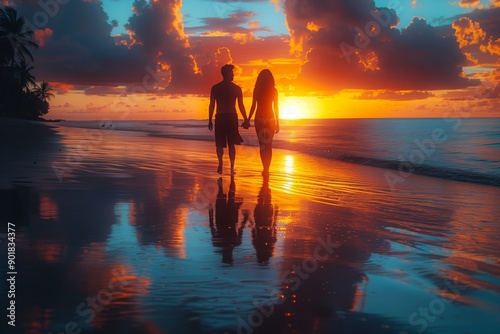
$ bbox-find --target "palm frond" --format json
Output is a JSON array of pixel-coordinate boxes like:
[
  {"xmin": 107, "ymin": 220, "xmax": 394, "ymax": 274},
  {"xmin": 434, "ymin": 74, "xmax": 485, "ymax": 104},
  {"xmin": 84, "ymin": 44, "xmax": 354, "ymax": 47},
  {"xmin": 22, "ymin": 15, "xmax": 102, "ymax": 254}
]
[{"xmin": 0, "ymin": 6, "xmax": 38, "ymax": 67}]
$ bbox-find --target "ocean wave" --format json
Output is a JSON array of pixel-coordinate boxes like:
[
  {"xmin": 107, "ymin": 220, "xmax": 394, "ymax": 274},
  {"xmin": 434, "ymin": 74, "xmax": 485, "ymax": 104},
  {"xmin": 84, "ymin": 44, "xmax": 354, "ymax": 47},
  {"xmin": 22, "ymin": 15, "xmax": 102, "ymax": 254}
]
[
  {"xmin": 255, "ymin": 138, "xmax": 500, "ymax": 187},
  {"xmin": 326, "ymin": 153, "xmax": 500, "ymax": 187}
]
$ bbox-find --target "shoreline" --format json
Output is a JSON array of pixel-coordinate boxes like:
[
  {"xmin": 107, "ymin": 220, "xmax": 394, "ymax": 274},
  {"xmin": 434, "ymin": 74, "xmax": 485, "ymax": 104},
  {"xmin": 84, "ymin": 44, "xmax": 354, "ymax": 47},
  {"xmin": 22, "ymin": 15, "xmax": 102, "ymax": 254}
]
[{"xmin": 54, "ymin": 119, "xmax": 500, "ymax": 189}]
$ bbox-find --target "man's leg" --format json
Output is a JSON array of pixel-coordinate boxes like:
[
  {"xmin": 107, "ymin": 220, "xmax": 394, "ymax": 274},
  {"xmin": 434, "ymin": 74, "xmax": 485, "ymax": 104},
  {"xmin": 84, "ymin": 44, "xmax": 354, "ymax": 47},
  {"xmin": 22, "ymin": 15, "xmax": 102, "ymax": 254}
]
[
  {"xmin": 217, "ymin": 146, "xmax": 224, "ymax": 174},
  {"xmin": 228, "ymin": 143, "xmax": 236, "ymax": 175}
]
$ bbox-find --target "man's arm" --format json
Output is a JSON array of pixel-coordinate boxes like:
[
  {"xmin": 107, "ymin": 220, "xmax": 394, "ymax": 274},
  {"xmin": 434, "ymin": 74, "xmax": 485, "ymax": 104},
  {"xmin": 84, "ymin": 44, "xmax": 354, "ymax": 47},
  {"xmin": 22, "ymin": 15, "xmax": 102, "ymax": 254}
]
[
  {"xmin": 247, "ymin": 89, "xmax": 257, "ymax": 122},
  {"xmin": 208, "ymin": 86, "xmax": 216, "ymax": 131}
]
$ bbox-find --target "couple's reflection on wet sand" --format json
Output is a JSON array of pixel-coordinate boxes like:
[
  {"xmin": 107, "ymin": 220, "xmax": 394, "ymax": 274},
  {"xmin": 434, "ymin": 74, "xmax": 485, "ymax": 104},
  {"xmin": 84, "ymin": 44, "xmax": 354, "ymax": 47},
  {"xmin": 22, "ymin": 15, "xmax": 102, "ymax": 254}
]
[{"xmin": 209, "ymin": 177, "xmax": 278, "ymax": 264}]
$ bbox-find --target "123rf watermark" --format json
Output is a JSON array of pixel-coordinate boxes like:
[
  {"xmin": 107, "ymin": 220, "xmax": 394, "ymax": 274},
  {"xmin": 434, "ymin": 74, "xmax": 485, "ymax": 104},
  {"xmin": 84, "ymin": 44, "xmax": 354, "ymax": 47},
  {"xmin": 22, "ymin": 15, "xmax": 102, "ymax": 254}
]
[{"xmin": 5, "ymin": 222, "xmax": 17, "ymax": 327}]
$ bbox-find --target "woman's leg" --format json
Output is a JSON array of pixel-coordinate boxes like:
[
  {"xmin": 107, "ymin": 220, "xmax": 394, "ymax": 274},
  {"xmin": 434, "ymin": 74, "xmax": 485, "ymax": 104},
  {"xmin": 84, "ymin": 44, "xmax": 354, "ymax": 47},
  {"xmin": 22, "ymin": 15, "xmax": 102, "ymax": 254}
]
[
  {"xmin": 261, "ymin": 143, "xmax": 272, "ymax": 175},
  {"xmin": 257, "ymin": 126, "xmax": 274, "ymax": 174}
]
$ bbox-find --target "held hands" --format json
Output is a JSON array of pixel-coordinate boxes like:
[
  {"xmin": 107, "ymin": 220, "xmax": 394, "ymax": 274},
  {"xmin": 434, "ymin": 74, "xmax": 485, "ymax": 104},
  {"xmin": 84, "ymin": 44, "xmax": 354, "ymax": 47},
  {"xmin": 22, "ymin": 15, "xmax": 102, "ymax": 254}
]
[
  {"xmin": 239, "ymin": 120, "xmax": 279, "ymax": 132},
  {"xmin": 208, "ymin": 120, "xmax": 213, "ymax": 131},
  {"xmin": 241, "ymin": 120, "xmax": 250, "ymax": 129}
]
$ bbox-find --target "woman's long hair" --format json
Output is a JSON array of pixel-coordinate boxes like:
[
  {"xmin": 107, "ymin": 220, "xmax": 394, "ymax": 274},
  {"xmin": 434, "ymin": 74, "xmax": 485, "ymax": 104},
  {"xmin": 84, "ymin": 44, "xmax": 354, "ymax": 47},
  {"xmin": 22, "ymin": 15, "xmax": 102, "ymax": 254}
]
[{"xmin": 254, "ymin": 69, "xmax": 275, "ymax": 100}]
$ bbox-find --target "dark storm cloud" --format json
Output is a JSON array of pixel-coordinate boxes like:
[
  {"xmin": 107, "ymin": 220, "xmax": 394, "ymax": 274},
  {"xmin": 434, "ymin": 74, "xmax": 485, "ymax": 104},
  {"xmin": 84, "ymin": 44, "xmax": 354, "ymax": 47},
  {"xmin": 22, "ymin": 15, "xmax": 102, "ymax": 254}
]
[
  {"xmin": 283, "ymin": 0, "xmax": 478, "ymax": 91},
  {"xmin": 13, "ymin": 0, "xmax": 153, "ymax": 86},
  {"xmin": 356, "ymin": 90, "xmax": 435, "ymax": 101},
  {"xmin": 124, "ymin": 0, "xmax": 207, "ymax": 93},
  {"xmin": 11, "ymin": 0, "xmax": 235, "ymax": 94},
  {"xmin": 83, "ymin": 86, "xmax": 126, "ymax": 96},
  {"xmin": 124, "ymin": 0, "xmax": 256, "ymax": 94}
]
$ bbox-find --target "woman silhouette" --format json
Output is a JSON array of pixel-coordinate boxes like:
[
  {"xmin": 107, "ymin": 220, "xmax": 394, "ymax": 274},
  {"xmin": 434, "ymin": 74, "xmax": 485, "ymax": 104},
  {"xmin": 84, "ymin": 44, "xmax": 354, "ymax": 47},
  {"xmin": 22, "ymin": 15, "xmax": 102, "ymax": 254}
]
[
  {"xmin": 252, "ymin": 178, "xmax": 278, "ymax": 264},
  {"xmin": 244, "ymin": 69, "xmax": 280, "ymax": 177}
]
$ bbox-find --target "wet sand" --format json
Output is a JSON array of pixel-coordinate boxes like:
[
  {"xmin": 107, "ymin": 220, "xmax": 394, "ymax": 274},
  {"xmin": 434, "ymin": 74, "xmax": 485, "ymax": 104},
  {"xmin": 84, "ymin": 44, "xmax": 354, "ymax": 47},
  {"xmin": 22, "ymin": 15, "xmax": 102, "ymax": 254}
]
[{"xmin": 1, "ymin": 119, "xmax": 499, "ymax": 334}]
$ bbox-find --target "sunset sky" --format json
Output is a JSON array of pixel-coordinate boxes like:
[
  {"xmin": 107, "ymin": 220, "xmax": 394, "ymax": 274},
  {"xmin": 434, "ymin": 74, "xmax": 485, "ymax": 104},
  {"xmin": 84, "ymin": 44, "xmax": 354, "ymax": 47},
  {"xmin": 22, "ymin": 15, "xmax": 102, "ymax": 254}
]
[{"xmin": 7, "ymin": 0, "xmax": 500, "ymax": 120}]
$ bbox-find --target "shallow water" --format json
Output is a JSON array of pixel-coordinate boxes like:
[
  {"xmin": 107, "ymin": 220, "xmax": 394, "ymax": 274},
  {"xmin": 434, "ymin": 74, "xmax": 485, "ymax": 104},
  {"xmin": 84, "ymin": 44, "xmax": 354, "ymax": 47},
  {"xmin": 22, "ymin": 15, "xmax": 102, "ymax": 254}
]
[
  {"xmin": 1, "ymin": 123, "xmax": 499, "ymax": 334},
  {"xmin": 61, "ymin": 118, "xmax": 500, "ymax": 181}
]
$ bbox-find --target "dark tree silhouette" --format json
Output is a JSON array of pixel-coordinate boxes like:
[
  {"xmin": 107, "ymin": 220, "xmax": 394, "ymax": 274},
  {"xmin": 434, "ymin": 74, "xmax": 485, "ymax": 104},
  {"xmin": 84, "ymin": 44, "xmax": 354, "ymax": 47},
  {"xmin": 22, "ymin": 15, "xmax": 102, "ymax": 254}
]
[
  {"xmin": 0, "ymin": 6, "xmax": 39, "ymax": 68},
  {"xmin": 19, "ymin": 91, "xmax": 49, "ymax": 118},
  {"xmin": 1, "ymin": 6, "xmax": 54, "ymax": 120},
  {"xmin": 33, "ymin": 81, "xmax": 55, "ymax": 102},
  {"xmin": 17, "ymin": 59, "xmax": 36, "ymax": 92},
  {"xmin": 0, "ymin": 36, "xmax": 10, "ymax": 65}
]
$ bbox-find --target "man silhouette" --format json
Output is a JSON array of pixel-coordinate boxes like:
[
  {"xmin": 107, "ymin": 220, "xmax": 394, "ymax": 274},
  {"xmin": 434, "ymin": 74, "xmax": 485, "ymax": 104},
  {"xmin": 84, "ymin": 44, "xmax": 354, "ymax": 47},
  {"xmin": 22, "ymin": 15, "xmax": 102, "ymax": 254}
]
[
  {"xmin": 208, "ymin": 64, "xmax": 248, "ymax": 175},
  {"xmin": 209, "ymin": 177, "xmax": 247, "ymax": 264}
]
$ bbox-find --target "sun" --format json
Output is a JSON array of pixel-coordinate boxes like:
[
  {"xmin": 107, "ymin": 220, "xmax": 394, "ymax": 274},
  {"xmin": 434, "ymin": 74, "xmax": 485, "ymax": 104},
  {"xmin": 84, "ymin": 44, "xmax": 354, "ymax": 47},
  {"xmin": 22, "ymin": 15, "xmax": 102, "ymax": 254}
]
[{"xmin": 280, "ymin": 97, "xmax": 306, "ymax": 120}]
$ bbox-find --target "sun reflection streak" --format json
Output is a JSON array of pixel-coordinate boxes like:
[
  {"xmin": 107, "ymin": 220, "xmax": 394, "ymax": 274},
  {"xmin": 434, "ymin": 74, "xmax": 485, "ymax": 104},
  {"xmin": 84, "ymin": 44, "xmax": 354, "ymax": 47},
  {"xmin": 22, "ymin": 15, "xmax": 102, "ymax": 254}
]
[
  {"xmin": 282, "ymin": 155, "xmax": 295, "ymax": 194},
  {"xmin": 284, "ymin": 155, "xmax": 294, "ymax": 174},
  {"xmin": 39, "ymin": 193, "xmax": 58, "ymax": 220}
]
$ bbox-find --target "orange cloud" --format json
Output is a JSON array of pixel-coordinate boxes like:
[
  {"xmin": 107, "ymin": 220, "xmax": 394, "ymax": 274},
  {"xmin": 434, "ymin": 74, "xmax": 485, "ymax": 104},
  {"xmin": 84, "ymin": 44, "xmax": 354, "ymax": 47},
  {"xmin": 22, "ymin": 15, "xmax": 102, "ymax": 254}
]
[
  {"xmin": 464, "ymin": 51, "xmax": 479, "ymax": 65},
  {"xmin": 172, "ymin": 0, "xmax": 189, "ymax": 48},
  {"xmin": 200, "ymin": 31, "xmax": 256, "ymax": 44},
  {"xmin": 477, "ymin": 69, "xmax": 500, "ymax": 85},
  {"xmin": 306, "ymin": 21, "xmax": 320, "ymax": 32},
  {"xmin": 452, "ymin": 17, "xmax": 486, "ymax": 48},
  {"xmin": 469, "ymin": 69, "xmax": 500, "ymax": 82},
  {"xmin": 34, "ymin": 28, "xmax": 53, "ymax": 47},
  {"xmin": 458, "ymin": 0, "xmax": 481, "ymax": 8},
  {"xmin": 270, "ymin": 0, "xmax": 281, "ymax": 11},
  {"xmin": 246, "ymin": 57, "xmax": 303, "ymax": 66},
  {"xmin": 480, "ymin": 37, "xmax": 500, "ymax": 56},
  {"xmin": 359, "ymin": 51, "xmax": 380, "ymax": 72},
  {"xmin": 233, "ymin": 32, "xmax": 255, "ymax": 44},
  {"xmin": 50, "ymin": 82, "xmax": 75, "ymax": 95},
  {"xmin": 214, "ymin": 47, "xmax": 233, "ymax": 67},
  {"xmin": 200, "ymin": 31, "xmax": 230, "ymax": 37},
  {"xmin": 490, "ymin": 0, "xmax": 500, "ymax": 7},
  {"xmin": 356, "ymin": 90, "xmax": 435, "ymax": 100},
  {"xmin": 248, "ymin": 20, "xmax": 260, "ymax": 29},
  {"xmin": 492, "ymin": 69, "xmax": 500, "ymax": 82}
]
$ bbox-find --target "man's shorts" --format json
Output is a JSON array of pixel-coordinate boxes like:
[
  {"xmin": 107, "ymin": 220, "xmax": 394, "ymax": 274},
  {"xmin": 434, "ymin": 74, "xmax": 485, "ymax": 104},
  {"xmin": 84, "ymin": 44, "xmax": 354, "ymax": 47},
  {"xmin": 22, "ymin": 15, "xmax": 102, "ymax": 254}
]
[{"xmin": 215, "ymin": 113, "xmax": 244, "ymax": 148}]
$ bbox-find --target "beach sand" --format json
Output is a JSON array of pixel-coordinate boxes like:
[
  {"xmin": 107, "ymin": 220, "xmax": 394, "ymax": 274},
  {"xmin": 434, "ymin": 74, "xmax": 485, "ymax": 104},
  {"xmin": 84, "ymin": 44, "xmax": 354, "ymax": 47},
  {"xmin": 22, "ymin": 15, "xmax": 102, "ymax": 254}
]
[{"xmin": 1, "ymin": 118, "xmax": 499, "ymax": 334}]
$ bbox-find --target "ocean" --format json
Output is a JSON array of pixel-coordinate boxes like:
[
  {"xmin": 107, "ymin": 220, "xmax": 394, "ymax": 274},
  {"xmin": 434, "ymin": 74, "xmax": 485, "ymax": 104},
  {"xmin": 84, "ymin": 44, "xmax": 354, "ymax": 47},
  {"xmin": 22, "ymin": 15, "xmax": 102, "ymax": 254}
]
[{"xmin": 60, "ymin": 118, "xmax": 500, "ymax": 187}]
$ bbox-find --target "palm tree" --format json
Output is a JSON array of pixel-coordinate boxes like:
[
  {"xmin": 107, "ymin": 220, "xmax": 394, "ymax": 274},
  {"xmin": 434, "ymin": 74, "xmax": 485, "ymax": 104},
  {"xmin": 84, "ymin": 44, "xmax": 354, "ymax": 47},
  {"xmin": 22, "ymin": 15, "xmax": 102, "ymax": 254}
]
[
  {"xmin": 16, "ymin": 59, "xmax": 36, "ymax": 92},
  {"xmin": 0, "ymin": 37, "xmax": 10, "ymax": 66},
  {"xmin": 33, "ymin": 81, "xmax": 55, "ymax": 102},
  {"xmin": 0, "ymin": 6, "xmax": 39, "ymax": 68}
]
